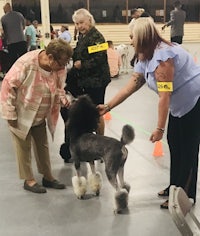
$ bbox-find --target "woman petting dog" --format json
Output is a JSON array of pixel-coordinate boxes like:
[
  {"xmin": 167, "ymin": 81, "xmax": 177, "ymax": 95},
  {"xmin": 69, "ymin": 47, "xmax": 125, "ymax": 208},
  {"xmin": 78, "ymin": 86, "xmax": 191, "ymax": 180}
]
[
  {"xmin": 60, "ymin": 8, "xmax": 110, "ymax": 163},
  {"xmin": 98, "ymin": 17, "xmax": 200, "ymax": 209},
  {"xmin": 0, "ymin": 39, "xmax": 73, "ymax": 193}
]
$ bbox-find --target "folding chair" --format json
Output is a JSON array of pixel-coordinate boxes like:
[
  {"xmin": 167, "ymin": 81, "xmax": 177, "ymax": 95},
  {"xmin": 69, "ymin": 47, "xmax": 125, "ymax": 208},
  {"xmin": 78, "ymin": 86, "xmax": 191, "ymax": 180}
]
[{"xmin": 168, "ymin": 185, "xmax": 200, "ymax": 236}]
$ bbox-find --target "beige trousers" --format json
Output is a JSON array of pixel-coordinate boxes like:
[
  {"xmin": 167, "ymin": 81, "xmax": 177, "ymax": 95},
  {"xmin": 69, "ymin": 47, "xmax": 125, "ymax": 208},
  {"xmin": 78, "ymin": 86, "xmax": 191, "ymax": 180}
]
[{"xmin": 11, "ymin": 121, "xmax": 53, "ymax": 180}]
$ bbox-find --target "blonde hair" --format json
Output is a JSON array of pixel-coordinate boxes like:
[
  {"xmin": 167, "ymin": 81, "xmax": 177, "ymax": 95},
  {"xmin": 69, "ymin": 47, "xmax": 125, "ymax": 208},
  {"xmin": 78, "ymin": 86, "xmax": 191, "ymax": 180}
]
[
  {"xmin": 132, "ymin": 17, "xmax": 171, "ymax": 60},
  {"xmin": 46, "ymin": 38, "xmax": 73, "ymax": 62},
  {"xmin": 72, "ymin": 8, "xmax": 95, "ymax": 26}
]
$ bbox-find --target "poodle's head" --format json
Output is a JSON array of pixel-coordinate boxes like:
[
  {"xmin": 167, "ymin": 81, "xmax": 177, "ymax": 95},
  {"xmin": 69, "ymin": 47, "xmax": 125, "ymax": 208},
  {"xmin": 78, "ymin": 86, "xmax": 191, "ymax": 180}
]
[{"xmin": 67, "ymin": 95, "xmax": 100, "ymax": 137}]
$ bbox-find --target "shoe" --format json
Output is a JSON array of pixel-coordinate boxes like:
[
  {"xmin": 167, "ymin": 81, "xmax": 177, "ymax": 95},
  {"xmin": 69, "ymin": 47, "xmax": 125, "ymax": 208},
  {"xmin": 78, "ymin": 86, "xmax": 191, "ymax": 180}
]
[
  {"xmin": 42, "ymin": 178, "xmax": 66, "ymax": 189},
  {"xmin": 158, "ymin": 186, "xmax": 169, "ymax": 197},
  {"xmin": 160, "ymin": 200, "xmax": 168, "ymax": 209},
  {"xmin": 24, "ymin": 181, "xmax": 47, "ymax": 193}
]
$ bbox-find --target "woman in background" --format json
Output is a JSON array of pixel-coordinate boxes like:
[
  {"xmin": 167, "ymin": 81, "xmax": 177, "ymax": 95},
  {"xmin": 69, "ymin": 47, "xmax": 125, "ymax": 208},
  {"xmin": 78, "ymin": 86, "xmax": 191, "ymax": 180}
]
[{"xmin": 60, "ymin": 8, "xmax": 110, "ymax": 162}]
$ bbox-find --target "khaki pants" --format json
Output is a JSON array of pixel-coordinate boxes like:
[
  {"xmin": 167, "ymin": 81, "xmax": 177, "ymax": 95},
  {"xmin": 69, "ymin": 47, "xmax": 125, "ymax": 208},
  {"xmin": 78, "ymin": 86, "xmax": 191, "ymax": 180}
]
[{"xmin": 11, "ymin": 121, "xmax": 53, "ymax": 180}]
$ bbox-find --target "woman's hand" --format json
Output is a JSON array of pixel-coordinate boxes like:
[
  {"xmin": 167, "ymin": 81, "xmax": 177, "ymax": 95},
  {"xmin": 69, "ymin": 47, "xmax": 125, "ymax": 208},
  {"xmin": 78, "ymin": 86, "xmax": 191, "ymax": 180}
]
[
  {"xmin": 60, "ymin": 97, "xmax": 71, "ymax": 108},
  {"xmin": 149, "ymin": 129, "xmax": 164, "ymax": 143},
  {"xmin": 7, "ymin": 120, "xmax": 17, "ymax": 128},
  {"xmin": 97, "ymin": 104, "xmax": 108, "ymax": 116},
  {"xmin": 74, "ymin": 60, "xmax": 81, "ymax": 69},
  {"xmin": 63, "ymin": 99, "xmax": 71, "ymax": 108}
]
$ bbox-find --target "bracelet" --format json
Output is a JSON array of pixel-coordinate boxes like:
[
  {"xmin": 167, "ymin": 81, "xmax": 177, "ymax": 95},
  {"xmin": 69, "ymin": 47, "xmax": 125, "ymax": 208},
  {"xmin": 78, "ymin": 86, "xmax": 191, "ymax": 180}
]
[
  {"xmin": 157, "ymin": 127, "xmax": 165, "ymax": 133},
  {"xmin": 104, "ymin": 104, "xmax": 111, "ymax": 112}
]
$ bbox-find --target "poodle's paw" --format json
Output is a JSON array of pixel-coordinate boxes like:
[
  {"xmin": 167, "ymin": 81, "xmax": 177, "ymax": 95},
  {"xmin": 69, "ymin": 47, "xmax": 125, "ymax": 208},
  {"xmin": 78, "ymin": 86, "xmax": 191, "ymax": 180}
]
[
  {"xmin": 114, "ymin": 188, "xmax": 129, "ymax": 214},
  {"xmin": 122, "ymin": 182, "xmax": 131, "ymax": 193},
  {"xmin": 88, "ymin": 172, "xmax": 102, "ymax": 196},
  {"xmin": 72, "ymin": 176, "xmax": 87, "ymax": 199}
]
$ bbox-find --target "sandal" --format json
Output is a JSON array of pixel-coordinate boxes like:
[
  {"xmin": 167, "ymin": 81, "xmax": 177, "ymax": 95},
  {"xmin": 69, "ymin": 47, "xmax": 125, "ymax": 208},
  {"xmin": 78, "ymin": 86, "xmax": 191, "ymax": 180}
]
[
  {"xmin": 160, "ymin": 200, "xmax": 168, "ymax": 209},
  {"xmin": 158, "ymin": 186, "xmax": 169, "ymax": 197}
]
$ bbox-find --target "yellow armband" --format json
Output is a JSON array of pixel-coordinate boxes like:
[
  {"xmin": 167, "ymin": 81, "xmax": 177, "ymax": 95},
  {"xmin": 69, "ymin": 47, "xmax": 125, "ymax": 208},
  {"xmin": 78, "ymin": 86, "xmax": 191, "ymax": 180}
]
[
  {"xmin": 88, "ymin": 42, "xmax": 108, "ymax": 54},
  {"xmin": 157, "ymin": 82, "xmax": 173, "ymax": 92}
]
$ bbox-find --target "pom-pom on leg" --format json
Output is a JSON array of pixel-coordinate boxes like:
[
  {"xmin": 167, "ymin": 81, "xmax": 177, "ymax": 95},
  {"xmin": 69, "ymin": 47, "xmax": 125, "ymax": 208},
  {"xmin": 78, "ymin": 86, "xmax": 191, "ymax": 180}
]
[
  {"xmin": 72, "ymin": 176, "xmax": 87, "ymax": 199},
  {"xmin": 88, "ymin": 172, "xmax": 102, "ymax": 196},
  {"xmin": 114, "ymin": 189, "xmax": 129, "ymax": 214},
  {"xmin": 122, "ymin": 182, "xmax": 131, "ymax": 193}
]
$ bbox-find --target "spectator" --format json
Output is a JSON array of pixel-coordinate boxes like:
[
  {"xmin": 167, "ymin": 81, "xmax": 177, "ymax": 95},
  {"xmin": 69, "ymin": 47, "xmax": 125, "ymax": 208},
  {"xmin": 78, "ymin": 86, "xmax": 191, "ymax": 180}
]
[
  {"xmin": 162, "ymin": 0, "xmax": 186, "ymax": 44},
  {"xmin": 0, "ymin": 34, "xmax": 9, "ymax": 79},
  {"xmin": 50, "ymin": 24, "xmax": 57, "ymax": 39},
  {"xmin": 1, "ymin": 2, "xmax": 27, "ymax": 70},
  {"xmin": 107, "ymin": 40, "xmax": 121, "ymax": 78},
  {"xmin": 0, "ymin": 38, "xmax": 73, "ymax": 193},
  {"xmin": 25, "ymin": 17, "xmax": 37, "ymax": 51},
  {"xmin": 98, "ymin": 17, "xmax": 200, "ymax": 209},
  {"xmin": 59, "ymin": 8, "xmax": 110, "ymax": 163},
  {"xmin": 58, "ymin": 25, "xmax": 71, "ymax": 43},
  {"xmin": 32, "ymin": 20, "xmax": 42, "ymax": 49}
]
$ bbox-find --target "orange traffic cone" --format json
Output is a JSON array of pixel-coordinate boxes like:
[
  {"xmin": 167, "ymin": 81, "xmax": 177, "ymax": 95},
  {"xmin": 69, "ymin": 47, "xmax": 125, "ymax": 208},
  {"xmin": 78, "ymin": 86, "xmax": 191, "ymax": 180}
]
[
  {"xmin": 103, "ymin": 112, "xmax": 112, "ymax": 120},
  {"xmin": 152, "ymin": 141, "xmax": 164, "ymax": 157}
]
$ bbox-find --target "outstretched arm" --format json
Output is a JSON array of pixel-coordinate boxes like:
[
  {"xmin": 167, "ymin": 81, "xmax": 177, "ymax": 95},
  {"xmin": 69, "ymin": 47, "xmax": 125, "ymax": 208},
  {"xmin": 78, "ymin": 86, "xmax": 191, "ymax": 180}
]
[
  {"xmin": 162, "ymin": 11, "xmax": 175, "ymax": 30},
  {"xmin": 150, "ymin": 58, "xmax": 174, "ymax": 143},
  {"xmin": 97, "ymin": 72, "xmax": 145, "ymax": 115}
]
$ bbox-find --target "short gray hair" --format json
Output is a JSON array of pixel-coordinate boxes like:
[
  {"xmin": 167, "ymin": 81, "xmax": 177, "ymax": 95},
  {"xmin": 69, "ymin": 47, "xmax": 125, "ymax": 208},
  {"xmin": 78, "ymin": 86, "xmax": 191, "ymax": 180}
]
[{"xmin": 72, "ymin": 8, "xmax": 95, "ymax": 26}]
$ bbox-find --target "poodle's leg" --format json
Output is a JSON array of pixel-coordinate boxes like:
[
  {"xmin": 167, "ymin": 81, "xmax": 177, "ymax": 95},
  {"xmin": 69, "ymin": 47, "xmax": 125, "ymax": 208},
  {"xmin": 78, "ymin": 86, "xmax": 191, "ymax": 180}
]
[
  {"xmin": 118, "ymin": 166, "xmax": 125, "ymax": 187},
  {"xmin": 105, "ymin": 168, "xmax": 119, "ymax": 191},
  {"xmin": 105, "ymin": 169, "xmax": 129, "ymax": 213},
  {"xmin": 117, "ymin": 149, "xmax": 130, "ymax": 193},
  {"xmin": 96, "ymin": 118, "xmax": 105, "ymax": 163},
  {"xmin": 88, "ymin": 161, "xmax": 102, "ymax": 196},
  {"xmin": 105, "ymin": 156, "xmax": 130, "ymax": 214},
  {"xmin": 89, "ymin": 161, "xmax": 96, "ymax": 174},
  {"xmin": 118, "ymin": 166, "xmax": 131, "ymax": 193},
  {"xmin": 74, "ymin": 160, "xmax": 82, "ymax": 177},
  {"xmin": 114, "ymin": 189, "xmax": 129, "ymax": 214},
  {"xmin": 72, "ymin": 160, "xmax": 87, "ymax": 199}
]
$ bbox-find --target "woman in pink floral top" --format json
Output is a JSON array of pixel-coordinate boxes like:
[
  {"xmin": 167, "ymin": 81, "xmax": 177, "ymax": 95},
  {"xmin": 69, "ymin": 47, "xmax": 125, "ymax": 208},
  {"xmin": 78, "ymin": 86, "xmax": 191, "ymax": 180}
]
[{"xmin": 0, "ymin": 38, "xmax": 73, "ymax": 193}]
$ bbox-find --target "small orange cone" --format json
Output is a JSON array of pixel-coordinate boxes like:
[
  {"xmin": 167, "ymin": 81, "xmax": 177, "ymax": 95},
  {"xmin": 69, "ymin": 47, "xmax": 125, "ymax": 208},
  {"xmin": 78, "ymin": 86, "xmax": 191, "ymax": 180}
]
[
  {"xmin": 152, "ymin": 141, "xmax": 164, "ymax": 157},
  {"xmin": 103, "ymin": 112, "xmax": 112, "ymax": 120}
]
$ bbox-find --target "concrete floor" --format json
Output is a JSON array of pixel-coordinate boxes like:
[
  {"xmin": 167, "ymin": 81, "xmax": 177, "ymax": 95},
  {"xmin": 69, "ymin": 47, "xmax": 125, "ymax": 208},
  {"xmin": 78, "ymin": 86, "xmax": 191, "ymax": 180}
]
[{"xmin": 0, "ymin": 43, "xmax": 200, "ymax": 236}]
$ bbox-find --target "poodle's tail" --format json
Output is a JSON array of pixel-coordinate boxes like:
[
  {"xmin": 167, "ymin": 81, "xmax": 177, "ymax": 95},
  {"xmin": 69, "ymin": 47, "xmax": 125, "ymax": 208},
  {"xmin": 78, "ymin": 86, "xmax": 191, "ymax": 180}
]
[{"xmin": 120, "ymin": 125, "xmax": 135, "ymax": 145}]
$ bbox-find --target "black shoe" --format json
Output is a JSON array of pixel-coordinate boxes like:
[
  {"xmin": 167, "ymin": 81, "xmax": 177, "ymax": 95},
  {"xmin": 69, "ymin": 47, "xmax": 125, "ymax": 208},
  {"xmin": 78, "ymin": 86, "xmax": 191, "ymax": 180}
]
[
  {"xmin": 42, "ymin": 178, "xmax": 66, "ymax": 189},
  {"xmin": 24, "ymin": 181, "xmax": 47, "ymax": 193},
  {"xmin": 158, "ymin": 186, "xmax": 169, "ymax": 197}
]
